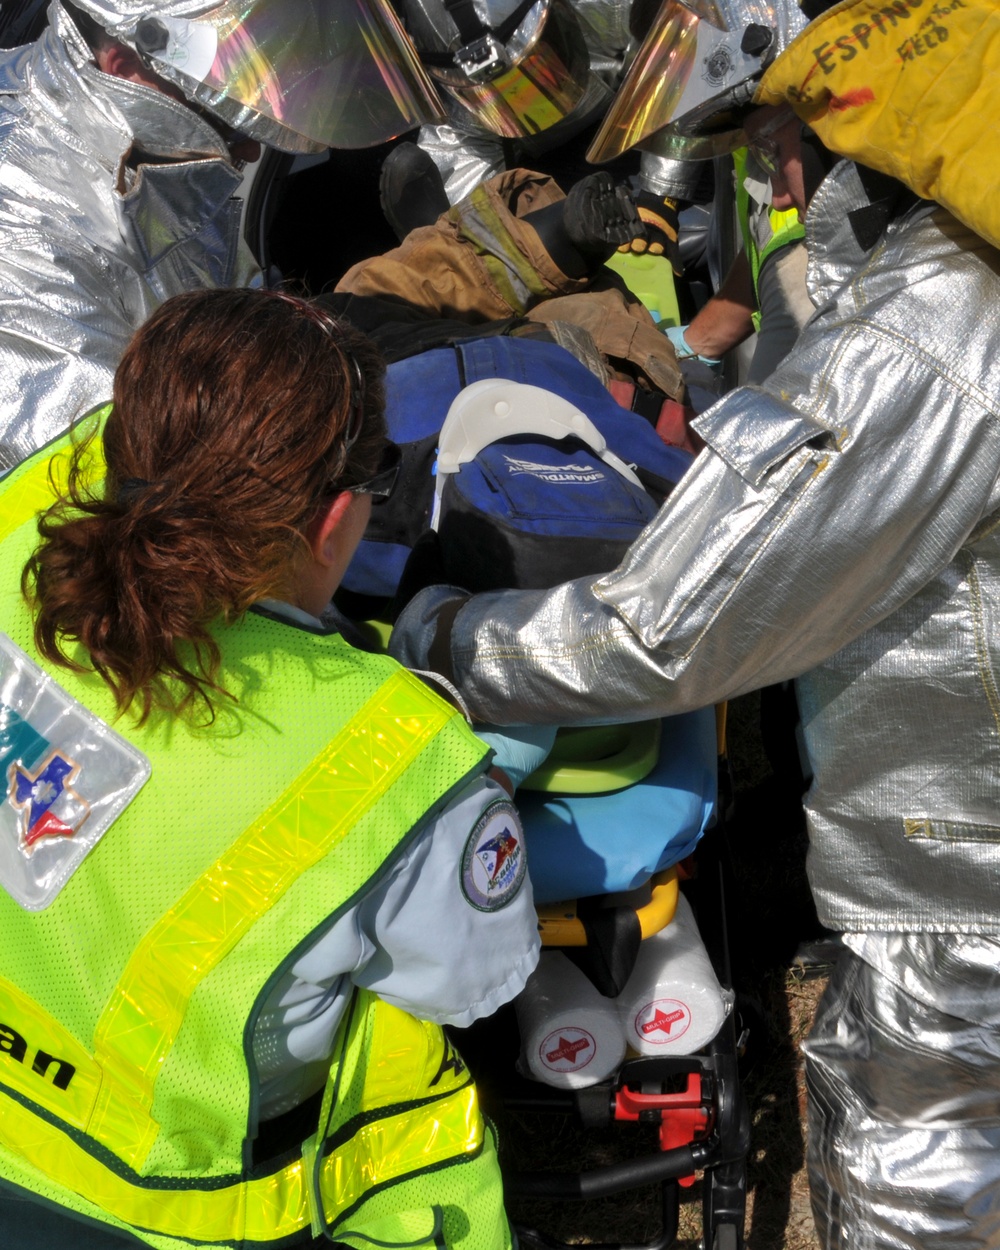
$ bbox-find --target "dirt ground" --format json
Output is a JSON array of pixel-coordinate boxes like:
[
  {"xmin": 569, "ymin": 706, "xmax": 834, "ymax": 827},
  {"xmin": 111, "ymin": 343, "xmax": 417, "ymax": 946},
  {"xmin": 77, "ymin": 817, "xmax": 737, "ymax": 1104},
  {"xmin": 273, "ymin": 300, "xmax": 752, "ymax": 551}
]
[
  {"xmin": 482, "ymin": 691, "xmax": 829, "ymax": 1250},
  {"xmin": 734, "ymin": 971, "xmax": 824, "ymax": 1250}
]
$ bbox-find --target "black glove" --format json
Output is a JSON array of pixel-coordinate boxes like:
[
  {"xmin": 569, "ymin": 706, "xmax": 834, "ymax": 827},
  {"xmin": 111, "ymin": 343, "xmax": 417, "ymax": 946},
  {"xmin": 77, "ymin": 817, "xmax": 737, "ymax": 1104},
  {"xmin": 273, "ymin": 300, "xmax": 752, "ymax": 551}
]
[
  {"xmin": 562, "ymin": 171, "xmax": 644, "ymax": 259},
  {"xmin": 619, "ymin": 191, "xmax": 683, "ymax": 276}
]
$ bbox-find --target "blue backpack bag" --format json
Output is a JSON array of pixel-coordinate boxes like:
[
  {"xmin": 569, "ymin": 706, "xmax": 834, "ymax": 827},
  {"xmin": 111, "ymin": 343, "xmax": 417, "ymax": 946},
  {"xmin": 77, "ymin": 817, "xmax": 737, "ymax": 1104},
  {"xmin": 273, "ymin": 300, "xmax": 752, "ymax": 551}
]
[
  {"xmin": 339, "ymin": 332, "xmax": 715, "ymax": 911},
  {"xmin": 341, "ymin": 335, "xmax": 692, "ymax": 601}
]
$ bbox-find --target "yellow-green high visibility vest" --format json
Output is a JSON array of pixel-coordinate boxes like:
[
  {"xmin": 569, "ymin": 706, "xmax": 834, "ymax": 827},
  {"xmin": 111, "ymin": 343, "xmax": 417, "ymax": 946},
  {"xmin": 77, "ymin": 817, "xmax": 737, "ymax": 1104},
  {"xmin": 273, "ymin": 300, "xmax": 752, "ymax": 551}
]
[
  {"xmin": 734, "ymin": 148, "xmax": 806, "ymax": 332},
  {"xmin": 0, "ymin": 412, "xmax": 508, "ymax": 1250}
]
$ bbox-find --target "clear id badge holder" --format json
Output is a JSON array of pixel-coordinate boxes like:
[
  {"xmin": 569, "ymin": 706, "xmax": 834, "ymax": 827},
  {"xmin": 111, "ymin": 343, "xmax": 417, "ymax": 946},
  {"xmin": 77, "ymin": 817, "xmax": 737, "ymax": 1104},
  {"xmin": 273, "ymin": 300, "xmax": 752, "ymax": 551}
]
[{"xmin": 0, "ymin": 634, "xmax": 150, "ymax": 910}]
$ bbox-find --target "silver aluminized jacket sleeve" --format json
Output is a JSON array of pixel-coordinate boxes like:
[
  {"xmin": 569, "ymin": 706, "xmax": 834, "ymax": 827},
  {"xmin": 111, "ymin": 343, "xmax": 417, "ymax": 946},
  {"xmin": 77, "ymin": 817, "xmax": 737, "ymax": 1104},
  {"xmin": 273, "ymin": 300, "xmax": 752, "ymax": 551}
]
[
  {"xmin": 447, "ymin": 316, "xmax": 1000, "ymax": 724},
  {"xmin": 422, "ymin": 161, "xmax": 1000, "ymax": 931}
]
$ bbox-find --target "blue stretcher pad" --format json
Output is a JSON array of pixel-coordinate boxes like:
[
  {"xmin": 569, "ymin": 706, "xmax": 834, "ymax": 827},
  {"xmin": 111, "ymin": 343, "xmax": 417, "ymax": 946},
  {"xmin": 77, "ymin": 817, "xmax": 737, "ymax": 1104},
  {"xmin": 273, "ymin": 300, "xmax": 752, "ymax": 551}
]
[{"xmin": 516, "ymin": 707, "xmax": 718, "ymax": 905}]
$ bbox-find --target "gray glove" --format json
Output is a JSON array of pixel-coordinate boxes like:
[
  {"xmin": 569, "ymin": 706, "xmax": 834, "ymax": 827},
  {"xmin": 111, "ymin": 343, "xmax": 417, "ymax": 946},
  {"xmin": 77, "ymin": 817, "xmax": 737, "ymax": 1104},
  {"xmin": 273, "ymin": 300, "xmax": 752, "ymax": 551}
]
[{"xmin": 388, "ymin": 584, "xmax": 470, "ymax": 672}]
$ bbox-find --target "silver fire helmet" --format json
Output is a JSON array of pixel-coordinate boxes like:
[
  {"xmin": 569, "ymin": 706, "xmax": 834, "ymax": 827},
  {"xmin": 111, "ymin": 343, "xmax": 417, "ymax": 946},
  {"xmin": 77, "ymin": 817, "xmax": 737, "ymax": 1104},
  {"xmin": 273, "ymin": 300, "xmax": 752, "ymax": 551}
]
[
  {"xmin": 396, "ymin": 0, "xmax": 591, "ymax": 139},
  {"xmin": 587, "ymin": 0, "xmax": 809, "ymax": 163},
  {"xmin": 67, "ymin": 0, "xmax": 449, "ymax": 153}
]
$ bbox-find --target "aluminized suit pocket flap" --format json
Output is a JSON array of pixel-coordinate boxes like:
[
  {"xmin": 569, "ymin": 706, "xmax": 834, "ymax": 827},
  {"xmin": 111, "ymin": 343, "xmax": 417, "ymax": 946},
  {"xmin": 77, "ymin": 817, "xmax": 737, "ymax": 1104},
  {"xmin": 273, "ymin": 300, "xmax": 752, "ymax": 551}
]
[{"xmin": 692, "ymin": 389, "xmax": 837, "ymax": 489}]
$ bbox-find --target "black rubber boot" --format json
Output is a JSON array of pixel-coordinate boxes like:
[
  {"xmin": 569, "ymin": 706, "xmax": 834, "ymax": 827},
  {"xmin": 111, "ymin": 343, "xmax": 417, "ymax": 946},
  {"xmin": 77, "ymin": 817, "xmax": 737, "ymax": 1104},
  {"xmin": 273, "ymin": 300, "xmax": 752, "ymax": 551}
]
[
  {"xmin": 523, "ymin": 171, "xmax": 641, "ymax": 277},
  {"xmin": 379, "ymin": 142, "xmax": 450, "ymax": 242}
]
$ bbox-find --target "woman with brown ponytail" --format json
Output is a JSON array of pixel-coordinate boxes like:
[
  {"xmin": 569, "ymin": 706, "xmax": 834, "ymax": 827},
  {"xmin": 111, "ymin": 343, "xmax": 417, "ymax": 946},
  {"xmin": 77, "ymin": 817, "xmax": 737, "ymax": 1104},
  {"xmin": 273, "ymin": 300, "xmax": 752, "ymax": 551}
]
[{"xmin": 0, "ymin": 287, "xmax": 538, "ymax": 1250}]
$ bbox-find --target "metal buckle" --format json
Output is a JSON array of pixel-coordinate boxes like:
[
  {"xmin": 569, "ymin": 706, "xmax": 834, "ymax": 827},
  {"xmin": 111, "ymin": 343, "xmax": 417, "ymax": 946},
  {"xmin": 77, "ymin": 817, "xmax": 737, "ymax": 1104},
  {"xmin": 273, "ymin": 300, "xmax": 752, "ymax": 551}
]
[{"xmin": 454, "ymin": 34, "xmax": 508, "ymax": 82}]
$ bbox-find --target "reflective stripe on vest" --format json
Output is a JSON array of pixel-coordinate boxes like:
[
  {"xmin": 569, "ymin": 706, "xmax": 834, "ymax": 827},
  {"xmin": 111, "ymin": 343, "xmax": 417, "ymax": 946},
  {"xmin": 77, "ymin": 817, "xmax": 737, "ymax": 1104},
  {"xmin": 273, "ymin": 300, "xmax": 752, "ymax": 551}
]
[
  {"xmin": 87, "ymin": 666, "xmax": 465, "ymax": 1167},
  {"xmin": 0, "ymin": 412, "xmax": 493, "ymax": 1243},
  {"xmin": 733, "ymin": 148, "xmax": 805, "ymax": 326},
  {"xmin": 0, "ymin": 992, "xmax": 483, "ymax": 1244},
  {"xmin": 308, "ymin": 990, "xmax": 485, "ymax": 1241}
]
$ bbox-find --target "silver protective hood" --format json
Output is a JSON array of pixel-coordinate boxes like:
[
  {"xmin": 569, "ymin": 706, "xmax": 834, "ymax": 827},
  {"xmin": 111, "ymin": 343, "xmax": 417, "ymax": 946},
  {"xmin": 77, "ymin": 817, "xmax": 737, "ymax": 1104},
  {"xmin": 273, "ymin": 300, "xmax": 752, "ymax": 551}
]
[
  {"xmin": 0, "ymin": 2, "xmax": 261, "ymax": 472},
  {"xmin": 587, "ymin": 0, "xmax": 809, "ymax": 163}
]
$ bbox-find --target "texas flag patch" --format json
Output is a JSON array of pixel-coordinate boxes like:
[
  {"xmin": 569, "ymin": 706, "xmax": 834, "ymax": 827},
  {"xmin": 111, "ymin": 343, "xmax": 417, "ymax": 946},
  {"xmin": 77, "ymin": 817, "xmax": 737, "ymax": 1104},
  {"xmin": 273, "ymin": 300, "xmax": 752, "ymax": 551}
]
[
  {"xmin": 0, "ymin": 634, "xmax": 149, "ymax": 911},
  {"xmin": 9, "ymin": 748, "xmax": 91, "ymax": 852}
]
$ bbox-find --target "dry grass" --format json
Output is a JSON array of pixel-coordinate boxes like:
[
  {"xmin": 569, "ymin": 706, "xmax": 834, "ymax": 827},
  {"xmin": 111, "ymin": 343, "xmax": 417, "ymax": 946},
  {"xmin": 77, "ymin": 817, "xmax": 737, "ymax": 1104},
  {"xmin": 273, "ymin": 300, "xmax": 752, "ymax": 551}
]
[
  {"xmin": 739, "ymin": 971, "xmax": 824, "ymax": 1250},
  {"xmin": 483, "ymin": 692, "xmax": 828, "ymax": 1250}
]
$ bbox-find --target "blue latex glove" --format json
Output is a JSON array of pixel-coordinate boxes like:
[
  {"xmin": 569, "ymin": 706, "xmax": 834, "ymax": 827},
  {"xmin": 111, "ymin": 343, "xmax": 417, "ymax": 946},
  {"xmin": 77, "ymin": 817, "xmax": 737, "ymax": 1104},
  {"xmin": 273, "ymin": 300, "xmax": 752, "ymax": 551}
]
[
  {"xmin": 475, "ymin": 723, "xmax": 559, "ymax": 792},
  {"xmin": 664, "ymin": 323, "xmax": 722, "ymax": 368}
]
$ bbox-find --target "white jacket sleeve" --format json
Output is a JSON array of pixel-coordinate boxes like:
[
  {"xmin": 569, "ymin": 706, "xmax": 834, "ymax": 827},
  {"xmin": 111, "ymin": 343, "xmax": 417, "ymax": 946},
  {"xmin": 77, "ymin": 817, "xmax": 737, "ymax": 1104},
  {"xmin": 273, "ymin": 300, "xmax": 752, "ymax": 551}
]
[
  {"xmin": 253, "ymin": 773, "xmax": 539, "ymax": 1117},
  {"xmin": 348, "ymin": 773, "xmax": 540, "ymax": 1024}
]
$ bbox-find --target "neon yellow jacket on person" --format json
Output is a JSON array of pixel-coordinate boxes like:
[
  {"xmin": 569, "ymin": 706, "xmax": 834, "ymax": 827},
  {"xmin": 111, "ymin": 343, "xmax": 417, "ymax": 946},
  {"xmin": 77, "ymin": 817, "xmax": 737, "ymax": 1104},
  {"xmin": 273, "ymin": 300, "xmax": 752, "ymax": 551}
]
[
  {"xmin": 733, "ymin": 148, "xmax": 805, "ymax": 332},
  {"xmin": 0, "ymin": 417, "xmax": 511, "ymax": 1250}
]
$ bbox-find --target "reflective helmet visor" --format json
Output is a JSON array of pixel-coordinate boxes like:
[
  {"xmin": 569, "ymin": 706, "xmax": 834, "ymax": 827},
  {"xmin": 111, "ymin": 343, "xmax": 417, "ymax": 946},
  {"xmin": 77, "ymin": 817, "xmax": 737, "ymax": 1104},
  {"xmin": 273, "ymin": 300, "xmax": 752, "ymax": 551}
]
[
  {"xmin": 129, "ymin": 0, "xmax": 448, "ymax": 152},
  {"xmin": 587, "ymin": 0, "xmax": 802, "ymax": 164}
]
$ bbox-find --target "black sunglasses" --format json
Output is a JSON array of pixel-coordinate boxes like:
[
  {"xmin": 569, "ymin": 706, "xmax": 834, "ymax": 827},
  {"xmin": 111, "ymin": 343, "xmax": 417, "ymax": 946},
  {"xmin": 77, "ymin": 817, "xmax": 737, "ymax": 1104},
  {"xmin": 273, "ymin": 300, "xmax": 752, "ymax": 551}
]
[
  {"xmin": 328, "ymin": 356, "xmax": 366, "ymax": 479},
  {"xmin": 344, "ymin": 440, "xmax": 401, "ymax": 504}
]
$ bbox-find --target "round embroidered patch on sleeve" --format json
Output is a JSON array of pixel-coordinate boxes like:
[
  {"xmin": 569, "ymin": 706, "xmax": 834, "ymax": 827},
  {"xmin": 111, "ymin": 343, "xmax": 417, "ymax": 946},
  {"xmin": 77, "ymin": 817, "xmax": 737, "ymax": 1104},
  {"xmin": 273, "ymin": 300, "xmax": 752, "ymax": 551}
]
[{"xmin": 460, "ymin": 799, "xmax": 526, "ymax": 912}]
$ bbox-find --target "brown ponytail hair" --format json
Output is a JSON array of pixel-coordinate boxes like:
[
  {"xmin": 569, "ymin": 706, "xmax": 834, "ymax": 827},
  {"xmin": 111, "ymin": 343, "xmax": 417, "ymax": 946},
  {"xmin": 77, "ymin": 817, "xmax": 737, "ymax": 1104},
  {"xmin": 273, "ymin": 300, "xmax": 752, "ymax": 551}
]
[{"xmin": 23, "ymin": 287, "xmax": 386, "ymax": 723}]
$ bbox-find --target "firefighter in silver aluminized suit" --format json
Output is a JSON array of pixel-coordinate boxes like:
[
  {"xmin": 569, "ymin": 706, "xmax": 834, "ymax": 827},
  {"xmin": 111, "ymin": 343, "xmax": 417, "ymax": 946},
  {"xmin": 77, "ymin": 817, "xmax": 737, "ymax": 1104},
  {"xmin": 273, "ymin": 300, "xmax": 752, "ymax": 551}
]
[
  {"xmin": 394, "ymin": 0, "xmax": 703, "ymax": 221},
  {"xmin": 0, "ymin": 0, "xmax": 445, "ymax": 474},
  {"xmin": 391, "ymin": 2, "xmax": 1000, "ymax": 1245}
]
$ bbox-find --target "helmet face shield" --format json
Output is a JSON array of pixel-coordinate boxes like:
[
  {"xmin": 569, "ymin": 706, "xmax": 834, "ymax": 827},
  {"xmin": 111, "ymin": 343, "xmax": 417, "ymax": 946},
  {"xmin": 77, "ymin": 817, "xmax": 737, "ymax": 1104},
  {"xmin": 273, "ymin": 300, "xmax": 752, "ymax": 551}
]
[
  {"xmin": 399, "ymin": 0, "xmax": 590, "ymax": 139},
  {"xmin": 440, "ymin": 0, "xmax": 590, "ymax": 138},
  {"xmin": 586, "ymin": 0, "xmax": 807, "ymax": 164},
  {"xmin": 118, "ymin": 0, "xmax": 448, "ymax": 152}
]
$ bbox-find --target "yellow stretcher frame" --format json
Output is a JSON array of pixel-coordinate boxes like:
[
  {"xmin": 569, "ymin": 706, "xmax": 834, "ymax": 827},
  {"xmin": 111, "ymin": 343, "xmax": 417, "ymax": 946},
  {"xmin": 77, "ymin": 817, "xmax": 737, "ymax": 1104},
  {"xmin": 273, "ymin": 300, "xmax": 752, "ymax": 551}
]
[{"xmin": 536, "ymin": 866, "xmax": 680, "ymax": 948}]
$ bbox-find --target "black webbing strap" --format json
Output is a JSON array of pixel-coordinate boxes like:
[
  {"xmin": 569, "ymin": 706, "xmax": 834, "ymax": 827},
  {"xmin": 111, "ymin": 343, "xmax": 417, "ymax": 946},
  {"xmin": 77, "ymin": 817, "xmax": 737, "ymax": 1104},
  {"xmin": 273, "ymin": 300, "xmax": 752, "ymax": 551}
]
[
  {"xmin": 572, "ymin": 899, "xmax": 643, "ymax": 999},
  {"xmin": 419, "ymin": 0, "xmax": 538, "ymax": 69}
]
